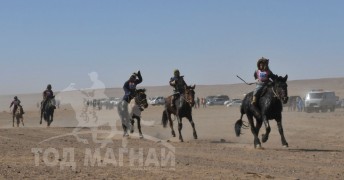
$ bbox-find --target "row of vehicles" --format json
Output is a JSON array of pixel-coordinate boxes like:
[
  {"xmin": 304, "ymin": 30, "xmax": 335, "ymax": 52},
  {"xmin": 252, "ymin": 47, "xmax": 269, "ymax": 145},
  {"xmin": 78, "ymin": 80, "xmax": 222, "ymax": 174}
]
[
  {"xmin": 206, "ymin": 95, "xmax": 242, "ymax": 107},
  {"xmin": 148, "ymin": 95, "xmax": 244, "ymax": 107}
]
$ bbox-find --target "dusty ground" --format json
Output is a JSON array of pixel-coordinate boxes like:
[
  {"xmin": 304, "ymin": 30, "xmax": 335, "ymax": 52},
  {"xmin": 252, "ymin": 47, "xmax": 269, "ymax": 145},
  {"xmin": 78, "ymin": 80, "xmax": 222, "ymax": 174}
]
[{"xmin": 1, "ymin": 104, "xmax": 344, "ymax": 179}]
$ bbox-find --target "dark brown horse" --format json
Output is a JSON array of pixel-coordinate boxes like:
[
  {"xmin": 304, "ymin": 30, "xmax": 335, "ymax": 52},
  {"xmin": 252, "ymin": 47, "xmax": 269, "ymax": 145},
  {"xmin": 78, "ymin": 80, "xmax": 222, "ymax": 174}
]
[{"xmin": 162, "ymin": 85, "xmax": 198, "ymax": 142}]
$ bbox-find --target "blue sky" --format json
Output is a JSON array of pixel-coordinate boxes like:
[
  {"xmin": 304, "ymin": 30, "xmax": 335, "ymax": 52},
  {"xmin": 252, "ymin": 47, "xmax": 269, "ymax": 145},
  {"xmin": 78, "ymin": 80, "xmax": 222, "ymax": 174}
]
[{"xmin": 1, "ymin": 0, "xmax": 343, "ymax": 95}]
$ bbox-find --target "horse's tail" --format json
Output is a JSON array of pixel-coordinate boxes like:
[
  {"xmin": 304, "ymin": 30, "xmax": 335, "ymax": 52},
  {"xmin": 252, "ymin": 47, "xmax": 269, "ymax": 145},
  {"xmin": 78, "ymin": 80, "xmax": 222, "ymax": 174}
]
[
  {"xmin": 162, "ymin": 109, "xmax": 169, "ymax": 128},
  {"xmin": 235, "ymin": 113, "xmax": 244, "ymax": 137}
]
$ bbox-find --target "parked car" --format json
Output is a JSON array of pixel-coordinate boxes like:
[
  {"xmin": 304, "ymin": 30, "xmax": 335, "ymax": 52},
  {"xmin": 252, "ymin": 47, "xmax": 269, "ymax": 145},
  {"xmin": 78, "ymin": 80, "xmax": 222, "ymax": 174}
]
[
  {"xmin": 226, "ymin": 99, "xmax": 242, "ymax": 107},
  {"xmin": 304, "ymin": 90, "xmax": 337, "ymax": 113},
  {"xmin": 205, "ymin": 96, "xmax": 216, "ymax": 104},
  {"xmin": 206, "ymin": 95, "xmax": 230, "ymax": 106},
  {"xmin": 149, "ymin": 96, "xmax": 165, "ymax": 106}
]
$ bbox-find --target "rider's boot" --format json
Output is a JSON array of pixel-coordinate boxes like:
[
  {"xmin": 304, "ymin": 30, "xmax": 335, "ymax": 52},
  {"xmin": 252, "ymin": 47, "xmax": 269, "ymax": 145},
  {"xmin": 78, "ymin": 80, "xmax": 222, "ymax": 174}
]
[{"xmin": 171, "ymin": 96, "xmax": 175, "ymax": 107}]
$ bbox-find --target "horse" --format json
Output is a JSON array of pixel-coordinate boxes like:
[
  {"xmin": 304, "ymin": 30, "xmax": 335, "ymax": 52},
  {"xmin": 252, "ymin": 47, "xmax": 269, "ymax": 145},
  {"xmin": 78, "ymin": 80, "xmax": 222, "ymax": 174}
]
[
  {"xmin": 162, "ymin": 85, "xmax": 198, "ymax": 142},
  {"xmin": 235, "ymin": 75, "xmax": 289, "ymax": 148},
  {"xmin": 40, "ymin": 97, "xmax": 55, "ymax": 127},
  {"xmin": 117, "ymin": 89, "xmax": 149, "ymax": 137},
  {"xmin": 129, "ymin": 89, "xmax": 149, "ymax": 138},
  {"xmin": 14, "ymin": 106, "xmax": 24, "ymax": 127}
]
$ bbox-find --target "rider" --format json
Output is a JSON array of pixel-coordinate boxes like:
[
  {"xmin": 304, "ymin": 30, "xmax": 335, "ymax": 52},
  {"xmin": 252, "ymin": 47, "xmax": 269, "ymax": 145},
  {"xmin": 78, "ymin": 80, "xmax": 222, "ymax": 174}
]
[
  {"xmin": 252, "ymin": 57, "xmax": 278, "ymax": 107},
  {"xmin": 10, "ymin": 96, "xmax": 24, "ymax": 118},
  {"xmin": 41, "ymin": 84, "xmax": 55, "ymax": 111},
  {"xmin": 122, "ymin": 70, "xmax": 142, "ymax": 103},
  {"xmin": 169, "ymin": 69, "xmax": 188, "ymax": 107}
]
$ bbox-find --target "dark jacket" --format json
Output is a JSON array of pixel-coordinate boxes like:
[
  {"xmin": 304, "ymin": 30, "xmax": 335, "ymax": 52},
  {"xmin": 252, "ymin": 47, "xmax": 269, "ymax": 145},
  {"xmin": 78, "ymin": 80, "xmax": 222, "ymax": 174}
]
[
  {"xmin": 43, "ymin": 89, "xmax": 54, "ymax": 100},
  {"xmin": 122, "ymin": 72, "xmax": 143, "ymax": 103},
  {"xmin": 170, "ymin": 75, "xmax": 187, "ymax": 94}
]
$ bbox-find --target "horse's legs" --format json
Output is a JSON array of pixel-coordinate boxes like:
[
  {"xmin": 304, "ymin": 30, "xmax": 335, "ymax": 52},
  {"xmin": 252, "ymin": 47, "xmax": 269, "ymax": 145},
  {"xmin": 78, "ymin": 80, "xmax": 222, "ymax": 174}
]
[
  {"xmin": 16, "ymin": 117, "xmax": 19, "ymax": 127},
  {"xmin": 276, "ymin": 117, "xmax": 288, "ymax": 147},
  {"xmin": 122, "ymin": 124, "xmax": 129, "ymax": 137},
  {"xmin": 177, "ymin": 117, "xmax": 183, "ymax": 142},
  {"xmin": 137, "ymin": 117, "xmax": 143, "ymax": 138},
  {"xmin": 21, "ymin": 117, "xmax": 24, "ymax": 126},
  {"xmin": 261, "ymin": 115, "xmax": 271, "ymax": 143},
  {"xmin": 187, "ymin": 114, "xmax": 197, "ymax": 139},
  {"xmin": 48, "ymin": 113, "xmax": 54, "ymax": 127},
  {"xmin": 12, "ymin": 114, "xmax": 15, "ymax": 127},
  {"xmin": 247, "ymin": 114, "xmax": 261, "ymax": 148},
  {"xmin": 167, "ymin": 112, "xmax": 175, "ymax": 137},
  {"xmin": 40, "ymin": 109, "xmax": 43, "ymax": 124},
  {"xmin": 130, "ymin": 118, "xmax": 135, "ymax": 134}
]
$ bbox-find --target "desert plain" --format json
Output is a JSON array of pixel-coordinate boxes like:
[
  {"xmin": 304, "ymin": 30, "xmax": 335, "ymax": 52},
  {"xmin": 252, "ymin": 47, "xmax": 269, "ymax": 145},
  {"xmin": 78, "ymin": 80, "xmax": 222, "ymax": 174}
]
[{"xmin": 0, "ymin": 77, "xmax": 344, "ymax": 179}]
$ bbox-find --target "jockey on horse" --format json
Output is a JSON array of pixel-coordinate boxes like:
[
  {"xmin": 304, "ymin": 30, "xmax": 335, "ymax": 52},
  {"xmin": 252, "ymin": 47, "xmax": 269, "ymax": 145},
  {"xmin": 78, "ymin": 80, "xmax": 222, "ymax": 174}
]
[
  {"xmin": 252, "ymin": 57, "xmax": 278, "ymax": 117},
  {"xmin": 41, "ymin": 84, "xmax": 56, "ymax": 112},
  {"xmin": 10, "ymin": 96, "xmax": 24, "ymax": 122},
  {"xmin": 169, "ymin": 69, "xmax": 188, "ymax": 108}
]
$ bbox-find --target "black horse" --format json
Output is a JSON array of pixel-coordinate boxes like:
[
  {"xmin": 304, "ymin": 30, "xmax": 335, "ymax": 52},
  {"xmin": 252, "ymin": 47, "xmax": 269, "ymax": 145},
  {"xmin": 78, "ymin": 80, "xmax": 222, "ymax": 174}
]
[
  {"xmin": 40, "ymin": 97, "xmax": 55, "ymax": 127},
  {"xmin": 162, "ymin": 85, "xmax": 198, "ymax": 142},
  {"xmin": 235, "ymin": 75, "xmax": 289, "ymax": 148}
]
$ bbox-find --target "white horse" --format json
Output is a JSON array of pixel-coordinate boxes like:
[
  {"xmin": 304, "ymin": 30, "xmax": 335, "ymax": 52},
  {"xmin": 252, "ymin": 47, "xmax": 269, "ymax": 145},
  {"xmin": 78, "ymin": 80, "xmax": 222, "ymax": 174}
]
[
  {"xmin": 117, "ymin": 89, "xmax": 149, "ymax": 138},
  {"xmin": 14, "ymin": 106, "xmax": 24, "ymax": 127}
]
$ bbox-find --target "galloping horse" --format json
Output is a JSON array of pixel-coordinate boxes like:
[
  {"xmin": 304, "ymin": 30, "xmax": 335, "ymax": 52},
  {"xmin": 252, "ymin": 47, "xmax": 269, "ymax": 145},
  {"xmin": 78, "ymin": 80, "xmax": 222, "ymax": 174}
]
[
  {"xmin": 162, "ymin": 85, "xmax": 197, "ymax": 142},
  {"xmin": 14, "ymin": 106, "xmax": 24, "ymax": 127},
  {"xmin": 40, "ymin": 97, "xmax": 55, "ymax": 127},
  {"xmin": 129, "ymin": 89, "xmax": 149, "ymax": 138},
  {"xmin": 235, "ymin": 75, "xmax": 289, "ymax": 148},
  {"xmin": 118, "ymin": 89, "xmax": 149, "ymax": 137}
]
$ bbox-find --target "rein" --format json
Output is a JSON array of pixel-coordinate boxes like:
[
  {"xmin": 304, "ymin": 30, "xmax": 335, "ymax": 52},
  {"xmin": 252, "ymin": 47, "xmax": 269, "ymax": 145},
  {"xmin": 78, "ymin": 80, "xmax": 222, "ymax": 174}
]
[
  {"xmin": 271, "ymin": 86, "xmax": 279, "ymax": 98},
  {"xmin": 134, "ymin": 92, "xmax": 147, "ymax": 108}
]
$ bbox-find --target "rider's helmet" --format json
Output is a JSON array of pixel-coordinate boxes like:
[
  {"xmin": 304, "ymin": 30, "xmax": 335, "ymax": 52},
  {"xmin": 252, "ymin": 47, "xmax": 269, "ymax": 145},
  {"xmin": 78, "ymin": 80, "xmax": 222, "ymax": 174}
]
[
  {"xmin": 47, "ymin": 84, "xmax": 52, "ymax": 90},
  {"xmin": 174, "ymin": 69, "xmax": 180, "ymax": 77},
  {"xmin": 14, "ymin": 96, "xmax": 18, "ymax": 100},
  {"xmin": 130, "ymin": 73, "xmax": 137, "ymax": 81},
  {"xmin": 257, "ymin": 57, "xmax": 269, "ymax": 69}
]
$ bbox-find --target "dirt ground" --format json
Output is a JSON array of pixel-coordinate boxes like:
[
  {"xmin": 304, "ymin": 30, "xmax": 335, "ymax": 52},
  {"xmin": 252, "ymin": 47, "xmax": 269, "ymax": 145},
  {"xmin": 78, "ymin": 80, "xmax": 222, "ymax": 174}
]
[{"xmin": 1, "ymin": 104, "xmax": 344, "ymax": 179}]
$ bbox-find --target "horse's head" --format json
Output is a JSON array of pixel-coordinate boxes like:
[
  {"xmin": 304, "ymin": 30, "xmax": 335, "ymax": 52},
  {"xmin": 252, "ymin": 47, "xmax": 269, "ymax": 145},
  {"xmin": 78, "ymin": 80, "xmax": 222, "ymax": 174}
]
[
  {"xmin": 273, "ymin": 75, "xmax": 289, "ymax": 104},
  {"xmin": 184, "ymin": 85, "xmax": 196, "ymax": 107},
  {"xmin": 135, "ymin": 89, "xmax": 149, "ymax": 109}
]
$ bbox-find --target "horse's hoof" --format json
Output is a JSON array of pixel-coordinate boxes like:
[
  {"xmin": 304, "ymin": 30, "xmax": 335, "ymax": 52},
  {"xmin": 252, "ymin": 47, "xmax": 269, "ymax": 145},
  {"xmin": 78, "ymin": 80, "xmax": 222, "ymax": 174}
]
[
  {"xmin": 255, "ymin": 144, "xmax": 263, "ymax": 149},
  {"xmin": 139, "ymin": 134, "xmax": 144, "ymax": 139},
  {"xmin": 123, "ymin": 132, "xmax": 129, "ymax": 137},
  {"xmin": 283, "ymin": 144, "xmax": 289, "ymax": 148},
  {"xmin": 193, "ymin": 133, "xmax": 198, "ymax": 139}
]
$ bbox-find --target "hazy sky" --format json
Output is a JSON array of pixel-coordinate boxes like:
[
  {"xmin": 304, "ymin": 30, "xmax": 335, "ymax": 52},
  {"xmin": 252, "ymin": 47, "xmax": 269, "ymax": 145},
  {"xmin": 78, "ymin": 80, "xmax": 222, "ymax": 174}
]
[{"xmin": 1, "ymin": 0, "xmax": 343, "ymax": 95}]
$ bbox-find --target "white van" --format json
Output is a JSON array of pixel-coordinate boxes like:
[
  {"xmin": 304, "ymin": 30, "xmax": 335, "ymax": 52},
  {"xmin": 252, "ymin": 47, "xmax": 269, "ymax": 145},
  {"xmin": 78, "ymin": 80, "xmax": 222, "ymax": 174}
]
[{"xmin": 304, "ymin": 90, "xmax": 337, "ymax": 113}]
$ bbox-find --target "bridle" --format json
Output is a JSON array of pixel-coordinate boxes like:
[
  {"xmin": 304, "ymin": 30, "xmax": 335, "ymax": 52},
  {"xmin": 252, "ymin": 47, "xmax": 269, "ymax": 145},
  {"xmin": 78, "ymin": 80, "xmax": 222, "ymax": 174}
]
[
  {"xmin": 134, "ymin": 90, "xmax": 148, "ymax": 108},
  {"xmin": 184, "ymin": 88, "xmax": 195, "ymax": 107},
  {"xmin": 271, "ymin": 82, "xmax": 288, "ymax": 102}
]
